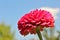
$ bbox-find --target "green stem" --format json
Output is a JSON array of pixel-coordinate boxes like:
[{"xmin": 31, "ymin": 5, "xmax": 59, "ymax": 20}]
[{"xmin": 36, "ymin": 26, "xmax": 43, "ymax": 40}]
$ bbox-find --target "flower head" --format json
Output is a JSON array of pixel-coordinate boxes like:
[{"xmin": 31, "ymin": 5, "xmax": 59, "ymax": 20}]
[{"xmin": 17, "ymin": 9, "xmax": 54, "ymax": 36}]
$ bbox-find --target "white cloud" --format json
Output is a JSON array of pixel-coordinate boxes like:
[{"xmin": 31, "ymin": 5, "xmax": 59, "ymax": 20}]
[{"xmin": 40, "ymin": 7, "xmax": 60, "ymax": 19}]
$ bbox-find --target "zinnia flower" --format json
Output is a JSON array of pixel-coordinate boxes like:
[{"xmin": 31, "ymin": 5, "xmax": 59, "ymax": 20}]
[{"xmin": 17, "ymin": 9, "xmax": 54, "ymax": 36}]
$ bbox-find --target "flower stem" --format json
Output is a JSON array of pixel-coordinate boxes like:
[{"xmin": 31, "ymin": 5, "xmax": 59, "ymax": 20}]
[{"xmin": 36, "ymin": 26, "xmax": 43, "ymax": 40}]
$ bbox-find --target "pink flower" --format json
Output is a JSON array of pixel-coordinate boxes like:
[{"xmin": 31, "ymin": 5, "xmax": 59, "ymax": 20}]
[{"xmin": 17, "ymin": 9, "xmax": 54, "ymax": 36}]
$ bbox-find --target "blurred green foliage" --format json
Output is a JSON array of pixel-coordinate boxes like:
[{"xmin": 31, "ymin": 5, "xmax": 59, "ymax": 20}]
[
  {"xmin": 43, "ymin": 28, "xmax": 60, "ymax": 40},
  {"xmin": 0, "ymin": 22, "xmax": 15, "ymax": 40}
]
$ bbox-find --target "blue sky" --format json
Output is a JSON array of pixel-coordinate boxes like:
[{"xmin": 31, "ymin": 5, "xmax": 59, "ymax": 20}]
[{"xmin": 0, "ymin": 0, "xmax": 60, "ymax": 40}]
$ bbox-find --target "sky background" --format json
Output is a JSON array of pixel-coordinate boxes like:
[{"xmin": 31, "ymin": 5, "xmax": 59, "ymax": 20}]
[{"xmin": 0, "ymin": 0, "xmax": 60, "ymax": 40}]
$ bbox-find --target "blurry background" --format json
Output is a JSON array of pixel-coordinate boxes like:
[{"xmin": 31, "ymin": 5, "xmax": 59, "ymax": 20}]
[
  {"xmin": 0, "ymin": 22, "xmax": 16, "ymax": 40},
  {"xmin": 0, "ymin": 0, "xmax": 60, "ymax": 40}
]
